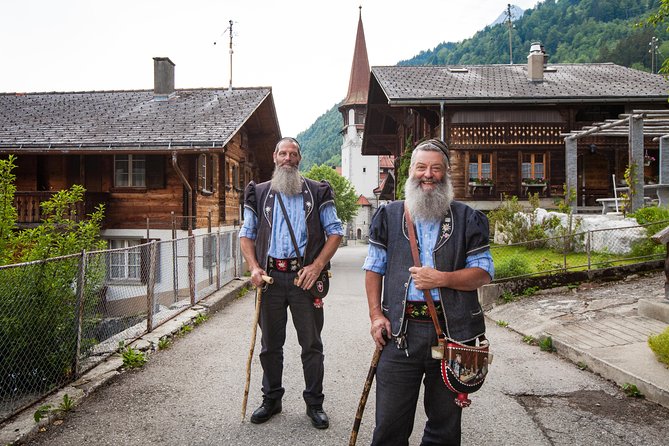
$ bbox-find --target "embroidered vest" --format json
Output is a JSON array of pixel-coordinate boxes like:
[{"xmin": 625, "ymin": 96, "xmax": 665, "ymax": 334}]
[{"xmin": 243, "ymin": 177, "xmax": 335, "ymax": 270}]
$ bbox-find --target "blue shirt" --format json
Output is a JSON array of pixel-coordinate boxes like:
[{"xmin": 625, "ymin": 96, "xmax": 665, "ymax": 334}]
[
  {"xmin": 362, "ymin": 218, "xmax": 494, "ymax": 301},
  {"xmin": 239, "ymin": 192, "xmax": 344, "ymax": 258}
]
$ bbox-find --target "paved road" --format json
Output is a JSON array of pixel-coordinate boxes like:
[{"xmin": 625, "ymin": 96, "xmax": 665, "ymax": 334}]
[{"xmin": 25, "ymin": 244, "xmax": 669, "ymax": 445}]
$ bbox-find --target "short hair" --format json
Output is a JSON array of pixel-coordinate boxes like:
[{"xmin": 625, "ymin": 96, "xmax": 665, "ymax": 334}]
[
  {"xmin": 410, "ymin": 138, "xmax": 450, "ymax": 168},
  {"xmin": 274, "ymin": 137, "xmax": 301, "ymax": 154}
]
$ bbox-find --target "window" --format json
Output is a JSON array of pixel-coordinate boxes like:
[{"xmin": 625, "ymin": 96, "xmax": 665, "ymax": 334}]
[
  {"xmin": 522, "ymin": 153, "xmax": 545, "ymax": 180},
  {"xmin": 468, "ymin": 153, "xmax": 492, "ymax": 180},
  {"xmin": 109, "ymin": 240, "xmax": 141, "ymax": 280},
  {"xmin": 115, "ymin": 155, "xmax": 146, "ymax": 187}
]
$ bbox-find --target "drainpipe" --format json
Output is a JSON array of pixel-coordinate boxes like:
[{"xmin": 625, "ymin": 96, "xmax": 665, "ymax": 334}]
[{"xmin": 171, "ymin": 151, "xmax": 192, "ymax": 234}]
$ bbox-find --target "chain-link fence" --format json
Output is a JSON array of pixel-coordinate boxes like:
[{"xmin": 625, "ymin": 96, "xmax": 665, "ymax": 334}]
[
  {"xmin": 491, "ymin": 221, "xmax": 667, "ymax": 280},
  {"xmin": 0, "ymin": 229, "xmax": 242, "ymax": 423}
]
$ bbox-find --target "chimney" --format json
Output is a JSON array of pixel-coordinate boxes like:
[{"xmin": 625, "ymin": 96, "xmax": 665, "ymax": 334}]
[
  {"xmin": 153, "ymin": 57, "xmax": 175, "ymax": 99},
  {"xmin": 527, "ymin": 42, "xmax": 546, "ymax": 82}
]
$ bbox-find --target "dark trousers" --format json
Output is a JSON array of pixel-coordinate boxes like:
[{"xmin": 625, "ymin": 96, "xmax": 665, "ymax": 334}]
[
  {"xmin": 258, "ymin": 270, "xmax": 325, "ymax": 406},
  {"xmin": 372, "ymin": 320, "xmax": 462, "ymax": 446}
]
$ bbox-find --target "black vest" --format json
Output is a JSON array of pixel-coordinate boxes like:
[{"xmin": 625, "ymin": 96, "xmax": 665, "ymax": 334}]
[
  {"xmin": 243, "ymin": 177, "xmax": 335, "ymax": 270},
  {"xmin": 368, "ymin": 200, "xmax": 491, "ymax": 342}
]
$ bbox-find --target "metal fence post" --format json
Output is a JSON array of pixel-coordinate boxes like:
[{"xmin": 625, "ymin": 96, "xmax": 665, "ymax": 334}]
[
  {"xmin": 216, "ymin": 229, "xmax": 221, "ymax": 290},
  {"xmin": 73, "ymin": 250, "xmax": 87, "ymax": 378},
  {"xmin": 233, "ymin": 233, "xmax": 238, "ymax": 277},
  {"xmin": 189, "ymin": 234, "xmax": 195, "ymax": 305},
  {"xmin": 147, "ymin": 241, "xmax": 157, "ymax": 332},
  {"xmin": 587, "ymin": 230, "xmax": 592, "ymax": 271},
  {"xmin": 172, "ymin": 212, "xmax": 178, "ymax": 303}
]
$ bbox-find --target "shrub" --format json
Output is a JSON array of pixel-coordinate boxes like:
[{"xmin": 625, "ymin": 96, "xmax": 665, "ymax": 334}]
[
  {"xmin": 488, "ymin": 194, "xmax": 523, "ymax": 238},
  {"xmin": 495, "ymin": 255, "xmax": 532, "ymax": 279},
  {"xmin": 648, "ymin": 327, "xmax": 669, "ymax": 367}
]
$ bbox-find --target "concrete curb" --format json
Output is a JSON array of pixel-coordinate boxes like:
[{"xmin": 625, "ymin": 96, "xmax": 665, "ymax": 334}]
[
  {"xmin": 0, "ymin": 278, "xmax": 252, "ymax": 446},
  {"xmin": 550, "ymin": 336, "xmax": 669, "ymax": 409}
]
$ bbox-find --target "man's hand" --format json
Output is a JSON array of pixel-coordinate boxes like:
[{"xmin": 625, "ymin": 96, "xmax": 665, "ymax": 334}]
[
  {"xmin": 370, "ymin": 315, "xmax": 392, "ymax": 350},
  {"xmin": 409, "ymin": 266, "xmax": 444, "ymax": 290},
  {"xmin": 250, "ymin": 267, "xmax": 268, "ymax": 287},
  {"xmin": 294, "ymin": 263, "xmax": 323, "ymax": 290}
]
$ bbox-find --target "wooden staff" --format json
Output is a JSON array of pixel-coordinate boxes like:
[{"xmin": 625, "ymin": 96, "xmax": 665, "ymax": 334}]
[
  {"xmin": 241, "ymin": 274, "xmax": 273, "ymax": 421},
  {"xmin": 349, "ymin": 348, "xmax": 382, "ymax": 446}
]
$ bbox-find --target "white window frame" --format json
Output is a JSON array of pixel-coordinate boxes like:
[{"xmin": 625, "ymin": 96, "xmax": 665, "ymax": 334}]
[
  {"xmin": 115, "ymin": 155, "xmax": 146, "ymax": 187},
  {"xmin": 109, "ymin": 239, "xmax": 142, "ymax": 281}
]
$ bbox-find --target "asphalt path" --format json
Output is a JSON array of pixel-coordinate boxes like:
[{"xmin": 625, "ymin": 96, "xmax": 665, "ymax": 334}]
[{"xmin": 25, "ymin": 243, "xmax": 669, "ymax": 445}]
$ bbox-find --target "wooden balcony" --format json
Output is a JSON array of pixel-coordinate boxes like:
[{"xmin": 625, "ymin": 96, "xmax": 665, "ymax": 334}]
[{"xmin": 14, "ymin": 192, "xmax": 110, "ymax": 226}]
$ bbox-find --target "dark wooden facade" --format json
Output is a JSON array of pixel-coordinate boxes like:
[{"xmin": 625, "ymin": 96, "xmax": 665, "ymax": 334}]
[
  {"xmin": 362, "ymin": 63, "xmax": 668, "ymax": 207},
  {"xmin": 8, "ymin": 129, "xmax": 277, "ymax": 231}
]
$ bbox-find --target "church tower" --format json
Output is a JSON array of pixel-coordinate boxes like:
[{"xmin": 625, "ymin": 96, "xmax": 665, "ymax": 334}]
[{"xmin": 340, "ymin": 7, "xmax": 378, "ymax": 240}]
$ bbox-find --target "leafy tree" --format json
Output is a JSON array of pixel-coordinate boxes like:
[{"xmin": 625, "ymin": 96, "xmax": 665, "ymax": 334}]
[
  {"xmin": 303, "ymin": 164, "xmax": 358, "ymax": 223},
  {"xmin": 0, "ymin": 160, "xmax": 106, "ymax": 399},
  {"xmin": 0, "ymin": 156, "xmax": 17, "ymax": 265}
]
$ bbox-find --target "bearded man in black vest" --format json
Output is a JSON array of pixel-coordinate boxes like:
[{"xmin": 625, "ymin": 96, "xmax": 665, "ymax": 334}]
[
  {"xmin": 239, "ymin": 137, "xmax": 343, "ymax": 429},
  {"xmin": 363, "ymin": 139, "xmax": 494, "ymax": 445}
]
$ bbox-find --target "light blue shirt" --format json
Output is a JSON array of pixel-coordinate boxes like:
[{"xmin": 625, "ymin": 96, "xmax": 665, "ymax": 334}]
[
  {"xmin": 239, "ymin": 192, "xmax": 344, "ymax": 258},
  {"xmin": 362, "ymin": 218, "xmax": 494, "ymax": 301}
]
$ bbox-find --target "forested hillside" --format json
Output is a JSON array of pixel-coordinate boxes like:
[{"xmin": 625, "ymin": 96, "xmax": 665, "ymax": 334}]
[{"xmin": 298, "ymin": 0, "xmax": 666, "ymax": 170}]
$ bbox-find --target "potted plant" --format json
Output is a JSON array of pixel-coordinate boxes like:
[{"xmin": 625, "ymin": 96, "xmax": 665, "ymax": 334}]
[
  {"xmin": 469, "ymin": 177, "xmax": 494, "ymax": 186},
  {"xmin": 522, "ymin": 177, "xmax": 546, "ymax": 185},
  {"xmin": 644, "ymin": 155, "xmax": 655, "ymax": 166}
]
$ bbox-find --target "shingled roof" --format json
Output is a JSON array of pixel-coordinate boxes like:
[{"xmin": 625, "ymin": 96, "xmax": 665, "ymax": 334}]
[
  {"xmin": 0, "ymin": 87, "xmax": 277, "ymax": 152},
  {"xmin": 371, "ymin": 63, "xmax": 669, "ymax": 104}
]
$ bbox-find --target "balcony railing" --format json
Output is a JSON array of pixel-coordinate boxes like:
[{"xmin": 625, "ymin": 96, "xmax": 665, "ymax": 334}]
[{"xmin": 14, "ymin": 192, "xmax": 109, "ymax": 225}]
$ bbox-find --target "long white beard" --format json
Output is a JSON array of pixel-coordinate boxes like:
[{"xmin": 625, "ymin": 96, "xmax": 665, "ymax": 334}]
[
  {"xmin": 271, "ymin": 165, "xmax": 303, "ymax": 196},
  {"xmin": 404, "ymin": 175, "xmax": 454, "ymax": 222}
]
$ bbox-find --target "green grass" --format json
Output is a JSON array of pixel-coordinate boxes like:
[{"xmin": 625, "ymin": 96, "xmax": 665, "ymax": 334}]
[
  {"xmin": 648, "ymin": 327, "xmax": 669, "ymax": 367},
  {"xmin": 490, "ymin": 244, "xmax": 641, "ymax": 279}
]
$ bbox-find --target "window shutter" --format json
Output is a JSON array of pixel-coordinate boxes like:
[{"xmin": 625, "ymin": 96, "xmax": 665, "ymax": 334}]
[
  {"xmin": 145, "ymin": 155, "xmax": 165, "ymax": 189},
  {"xmin": 198, "ymin": 154, "xmax": 206, "ymax": 191}
]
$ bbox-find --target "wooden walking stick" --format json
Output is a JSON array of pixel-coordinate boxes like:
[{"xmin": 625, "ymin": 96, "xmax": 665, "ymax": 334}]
[
  {"xmin": 241, "ymin": 274, "xmax": 273, "ymax": 421},
  {"xmin": 349, "ymin": 347, "xmax": 382, "ymax": 446}
]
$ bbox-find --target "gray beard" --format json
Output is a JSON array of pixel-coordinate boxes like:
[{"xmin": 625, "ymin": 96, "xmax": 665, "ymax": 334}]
[
  {"xmin": 404, "ymin": 175, "xmax": 454, "ymax": 222},
  {"xmin": 271, "ymin": 165, "xmax": 303, "ymax": 196}
]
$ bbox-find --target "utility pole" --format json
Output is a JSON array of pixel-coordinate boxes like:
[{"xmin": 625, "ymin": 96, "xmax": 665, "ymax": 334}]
[
  {"xmin": 228, "ymin": 20, "xmax": 234, "ymax": 91},
  {"xmin": 506, "ymin": 4, "xmax": 513, "ymax": 64},
  {"xmin": 649, "ymin": 36, "xmax": 659, "ymax": 74}
]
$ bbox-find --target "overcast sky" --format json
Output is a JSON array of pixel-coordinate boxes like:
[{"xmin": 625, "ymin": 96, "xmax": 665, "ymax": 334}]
[{"xmin": 1, "ymin": 0, "xmax": 540, "ymax": 137}]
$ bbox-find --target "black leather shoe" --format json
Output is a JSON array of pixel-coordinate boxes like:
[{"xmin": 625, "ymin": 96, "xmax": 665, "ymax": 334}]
[
  {"xmin": 306, "ymin": 404, "xmax": 329, "ymax": 429},
  {"xmin": 250, "ymin": 398, "xmax": 282, "ymax": 424}
]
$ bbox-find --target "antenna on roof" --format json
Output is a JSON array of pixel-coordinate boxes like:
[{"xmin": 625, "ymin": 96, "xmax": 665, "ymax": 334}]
[
  {"xmin": 506, "ymin": 4, "xmax": 513, "ymax": 64},
  {"xmin": 214, "ymin": 20, "xmax": 235, "ymax": 91}
]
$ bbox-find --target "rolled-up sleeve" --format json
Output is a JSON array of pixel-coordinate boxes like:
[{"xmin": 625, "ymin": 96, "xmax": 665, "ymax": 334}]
[
  {"xmin": 238, "ymin": 208, "xmax": 258, "ymax": 240},
  {"xmin": 363, "ymin": 243, "xmax": 386, "ymax": 275},
  {"xmin": 320, "ymin": 203, "xmax": 344, "ymax": 236},
  {"xmin": 465, "ymin": 250, "xmax": 494, "ymax": 280}
]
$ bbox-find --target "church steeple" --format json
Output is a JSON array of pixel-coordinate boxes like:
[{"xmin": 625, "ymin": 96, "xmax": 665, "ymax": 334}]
[{"xmin": 341, "ymin": 6, "xmax": 370, "ymax": 107}]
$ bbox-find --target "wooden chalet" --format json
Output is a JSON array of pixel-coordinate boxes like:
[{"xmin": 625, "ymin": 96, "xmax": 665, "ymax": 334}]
[
  {"xmin": 361, "ymin": 45, "xmax": 669, "ymax": 209},
  {"xmin": 0, "ymin": 57, "xmax": 281, "ymax": 234}
]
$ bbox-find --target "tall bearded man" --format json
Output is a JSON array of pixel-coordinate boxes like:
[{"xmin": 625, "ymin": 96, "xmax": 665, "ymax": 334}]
[
  {"xmin": 363, "ymin": 139, "xmax": 494, "ymax": 445},
  {"xmin": 239, "ymin": 137, "xmax": 343, "ymax": 429}
]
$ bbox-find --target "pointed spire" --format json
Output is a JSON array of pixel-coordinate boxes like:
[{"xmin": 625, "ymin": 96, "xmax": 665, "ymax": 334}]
[{"xmin": 342, "ymin": 6, "xmax": 370, "ymax": 106}]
